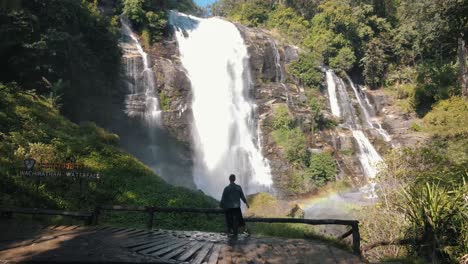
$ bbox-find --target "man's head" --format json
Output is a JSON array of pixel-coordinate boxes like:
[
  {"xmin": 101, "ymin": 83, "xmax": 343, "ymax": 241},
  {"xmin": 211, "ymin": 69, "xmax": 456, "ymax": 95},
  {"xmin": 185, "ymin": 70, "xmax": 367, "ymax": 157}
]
[{"xmin": 229, "ymin": 174, "xmax": 236, "ymax": 183}]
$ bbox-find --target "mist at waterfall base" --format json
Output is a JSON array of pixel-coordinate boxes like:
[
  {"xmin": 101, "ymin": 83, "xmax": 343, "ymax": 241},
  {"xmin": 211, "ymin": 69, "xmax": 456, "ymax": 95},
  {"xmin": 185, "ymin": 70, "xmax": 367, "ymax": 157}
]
[
  {"xmin": 170, "ymin": 11, "xmax": 273, "ymax": 199},
  {"xmin": 98, "ymin": 17, "xmax": 196, "ymax": 189},
  {"xmin": 305, "ymin": 70, "xmax": 390, "ymax": 219}
]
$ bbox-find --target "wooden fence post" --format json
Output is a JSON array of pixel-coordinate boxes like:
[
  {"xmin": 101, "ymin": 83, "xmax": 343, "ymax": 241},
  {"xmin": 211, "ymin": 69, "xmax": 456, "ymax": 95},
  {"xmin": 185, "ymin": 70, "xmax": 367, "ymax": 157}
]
[
  {"xmin": 93, "ymin": 206, "xmax": 101, "ymax": 225},
  {"xmin": 352, "ymin": 222, "xmax": 361, "ymax": 254},
  {"xmin": 147, "ymin": 208, "xmax": 154, "ymax": 230}
]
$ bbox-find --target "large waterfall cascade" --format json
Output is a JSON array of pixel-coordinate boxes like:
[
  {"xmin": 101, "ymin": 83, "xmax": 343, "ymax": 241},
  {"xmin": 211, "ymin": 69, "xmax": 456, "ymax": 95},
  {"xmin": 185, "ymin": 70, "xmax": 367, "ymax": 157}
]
[
  {"xmin": 325, "ymin": 70, "xmax": 388, "ymax": 198},
  {"xmin": 169, "ymin": 11, "xmax": 273, "ymax": 198},
  {"xmin": 120, "ymin": 17, "xmax": 162, "ymax": 124}
]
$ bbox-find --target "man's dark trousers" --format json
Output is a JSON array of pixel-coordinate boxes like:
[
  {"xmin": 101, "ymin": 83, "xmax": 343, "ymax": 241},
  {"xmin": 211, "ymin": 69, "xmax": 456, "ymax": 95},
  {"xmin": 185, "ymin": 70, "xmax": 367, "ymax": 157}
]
[{"xmin": 225, "ymin": 208, "xmax": 245, "ymax": 236}]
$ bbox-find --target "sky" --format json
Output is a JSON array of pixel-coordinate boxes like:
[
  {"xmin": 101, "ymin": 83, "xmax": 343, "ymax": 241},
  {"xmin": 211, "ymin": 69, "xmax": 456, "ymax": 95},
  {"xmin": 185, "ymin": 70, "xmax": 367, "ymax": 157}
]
[{"xmin": 194, "ymin": 0, "xmax": 218, "ymax": 7}]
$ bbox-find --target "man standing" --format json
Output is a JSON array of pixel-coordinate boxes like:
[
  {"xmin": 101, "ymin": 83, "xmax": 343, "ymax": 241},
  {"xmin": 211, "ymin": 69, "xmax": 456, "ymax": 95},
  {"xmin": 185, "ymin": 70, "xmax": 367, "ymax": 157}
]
[{"xmin": 220, "ymin": 174, "xmax": 249, "ymax": 237}]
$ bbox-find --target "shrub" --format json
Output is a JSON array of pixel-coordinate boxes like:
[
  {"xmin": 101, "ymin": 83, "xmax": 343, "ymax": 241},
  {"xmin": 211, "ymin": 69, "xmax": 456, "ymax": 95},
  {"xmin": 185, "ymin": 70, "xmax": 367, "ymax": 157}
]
[
  {"xmin": 272, "ymin": 104, "xmax": 293, "ymax": 130},
  {"xmin": 422, "ymin": 96, "xmax": 468, "ymax": 137},
  {"xmin": 289, "ymin": 53, "xmax": 322, "ymax": 88},
  {"xmin": 308, "ymin": 153, "xmax": 336, "ymax": 187},
  {"xmin": 272, "ymin": 128, "xmax": 308, "ymax": 166}
]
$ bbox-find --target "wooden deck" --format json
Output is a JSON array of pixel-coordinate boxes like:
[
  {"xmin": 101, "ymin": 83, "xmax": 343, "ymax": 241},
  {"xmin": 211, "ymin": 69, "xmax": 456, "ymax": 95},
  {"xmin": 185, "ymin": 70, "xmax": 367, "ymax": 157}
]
[{"xmin": 0, "ymin": 222, "xmax": 363, "ymax": 263}]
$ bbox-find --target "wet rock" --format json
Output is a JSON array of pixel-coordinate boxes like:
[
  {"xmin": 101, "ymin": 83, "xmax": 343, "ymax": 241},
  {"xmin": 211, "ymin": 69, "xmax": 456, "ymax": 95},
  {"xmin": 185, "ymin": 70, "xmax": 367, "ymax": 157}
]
[{"xmin": 288, "ymin": 204, "xmax": 305, "ymax": 219}]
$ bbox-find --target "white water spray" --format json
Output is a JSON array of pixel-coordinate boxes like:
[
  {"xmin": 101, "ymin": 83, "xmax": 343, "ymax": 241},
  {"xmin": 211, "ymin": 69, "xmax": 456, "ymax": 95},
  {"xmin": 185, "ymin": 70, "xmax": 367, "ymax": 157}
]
[
  {"xmin": 170, "ymin": 12, "xmax": 272, "ymax": 198},
  {"xmin": 120, "ymin": 17, "xmax": 161, "ymax": 124}
]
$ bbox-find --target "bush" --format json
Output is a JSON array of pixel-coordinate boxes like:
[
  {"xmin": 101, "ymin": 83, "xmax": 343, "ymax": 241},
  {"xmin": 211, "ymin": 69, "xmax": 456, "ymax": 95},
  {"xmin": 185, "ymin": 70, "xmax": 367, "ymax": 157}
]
[
  {"xmin": 272, "ymin": 128, "xmax": 308, "ymax": 166},
  {"xmin": 272, "ymin": 104, "xmax": 293, "ymax": 130},
  {"xmin": 329, "ymin": 46, "xmax": 356, "ymax": 72},
  {"xmin": 422, "ymin": 97, "xmax": 468, "ymax": 137},
  {"xmin": 289, "ymin": 53, "xmax": 322, "ymax": 88},
  {"xmin": 308, "ymin": 153, "xmax": 336, "ymax": 187}
]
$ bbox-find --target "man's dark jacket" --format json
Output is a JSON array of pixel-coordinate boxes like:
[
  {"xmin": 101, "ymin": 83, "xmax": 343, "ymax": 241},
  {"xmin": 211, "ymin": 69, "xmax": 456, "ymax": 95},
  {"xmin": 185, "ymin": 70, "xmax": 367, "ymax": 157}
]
[{"xmin": 220, "ymin": 183, "xmax": 247, "ymax": 209}]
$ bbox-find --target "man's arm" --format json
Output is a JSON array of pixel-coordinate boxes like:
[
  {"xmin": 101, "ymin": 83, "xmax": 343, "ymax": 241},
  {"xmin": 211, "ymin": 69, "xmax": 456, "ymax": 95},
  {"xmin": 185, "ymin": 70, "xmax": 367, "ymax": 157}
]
[
  {"xmin": 239, "ymin": 187, "xmax": 249, "ymax": 208},
  {"xmin": 220, "ymin": 189, "xmax": 226, "ymax": 209}
]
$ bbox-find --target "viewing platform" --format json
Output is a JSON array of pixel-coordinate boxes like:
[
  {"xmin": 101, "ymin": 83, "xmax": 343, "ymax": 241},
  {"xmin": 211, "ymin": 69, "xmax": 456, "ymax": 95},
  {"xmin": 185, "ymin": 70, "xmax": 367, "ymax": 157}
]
[{"xmin": 0, "ymin": 221, "xmax": 363, "ymax": 263}]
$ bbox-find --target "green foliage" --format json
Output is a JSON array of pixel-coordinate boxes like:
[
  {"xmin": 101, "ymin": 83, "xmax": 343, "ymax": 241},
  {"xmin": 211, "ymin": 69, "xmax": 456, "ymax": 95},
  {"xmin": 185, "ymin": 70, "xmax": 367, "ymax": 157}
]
[
  {"xmin": 141, "ymin": 28, "xmax": 151, "ymax": 49},
  {"xmin": 400, "ymin": 181, "xmax": 467, "ymax": 262},
  {"xmin": 422, "ymin": 96, "xmax": 468, "ymax": 137},
  {"xmin": 308, "ymin": 153, "xmax": 336, "ymax": 187},
  {"xmin": 231, "ymin": 0, "xmax": 272, "ymax": 27},
  {"xmin": 0, "ymin": 84, "xmax": 219, "ymax": 230},
  {"xmin": 413, "ymin": 62, "xmax": 458, "ymax": 116},
  {"xmin": 0, "ymin": 0, "xmax": 121, "ymax": 119},
  {"xmin": 329, "ymin": 46, "xmax": 356, "ymax": 72},
  {"xmin": 272, "ymin": 128, "xmax": 308, "ymax": 166},
  {"xmin": 159, "ymin": 90, "xmax": 171, "ymax": 111},
  {"xmin": 289, "ymin": 53, "xmax": 322, "ymax": 88},
  {"xmin": 367, "ymin": 133, "xmax": 468, "ymax": 262},
  {"xmin": 123, "ymin": 0, "xmax": 145, "ymax": 26},
  {"xmin": 122, "ymin": 0, "xmax": 168, "ymax": 45},
  {"xmin": 362, "ymin": 38, "xmax": 389, "ymax": 89},
  {"xmin": 265, "ymin": 5, "xmax": 309, "ymax": 44},
  {"xmin": 145, "ymin": 11, "xmax": 167, "ymax": 42},
  {"xmin": 271, "ymin": 104, "xmax": 293, "ymax": 130}
]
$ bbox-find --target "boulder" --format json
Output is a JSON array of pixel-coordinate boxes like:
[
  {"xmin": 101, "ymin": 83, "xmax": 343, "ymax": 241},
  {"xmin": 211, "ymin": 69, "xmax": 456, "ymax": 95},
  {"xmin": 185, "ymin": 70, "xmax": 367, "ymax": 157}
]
[{"xmin": 288, "ymin": 204, "xmax": 305, "ymax": 219}]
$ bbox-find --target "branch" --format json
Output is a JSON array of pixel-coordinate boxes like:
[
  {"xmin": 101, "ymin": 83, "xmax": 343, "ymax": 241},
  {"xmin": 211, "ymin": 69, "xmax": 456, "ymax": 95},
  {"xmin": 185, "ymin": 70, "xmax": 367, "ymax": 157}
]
[{"xmin": 362, "ymin": 238, "xmax": 418, "ymax": 251}]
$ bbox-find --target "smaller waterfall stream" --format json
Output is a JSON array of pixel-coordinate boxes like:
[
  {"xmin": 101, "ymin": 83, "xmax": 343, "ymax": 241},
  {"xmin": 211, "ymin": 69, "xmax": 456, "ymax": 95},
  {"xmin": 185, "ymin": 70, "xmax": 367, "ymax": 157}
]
[
  {"xmin": 346, "ymin": 75, "xmax": 391, "ymax": 142},
  {"xmin": 326, "ymin": 70, "xmax": 384, "ymax": 194},
  {"xmin": 120, "ymin": 17, "xmax": 161, "ymax": 124},
  {"xmin": 326, "ymin": 70, "xmax": 341, "ymax": 117}
]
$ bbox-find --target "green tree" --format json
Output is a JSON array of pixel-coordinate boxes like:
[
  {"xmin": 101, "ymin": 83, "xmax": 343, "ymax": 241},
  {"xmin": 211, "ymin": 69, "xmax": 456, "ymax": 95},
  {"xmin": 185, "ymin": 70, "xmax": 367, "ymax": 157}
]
[
  {"xmin": 362, "ymin": 38, "xmax": 388, "ymax": 88},
  {"xmin": 123, "ymin": 0, "xmax": 145, "ymax": 26},
  {"xmin": 308, "ymin": 153, "xmax": 336, "ymax": 186}
]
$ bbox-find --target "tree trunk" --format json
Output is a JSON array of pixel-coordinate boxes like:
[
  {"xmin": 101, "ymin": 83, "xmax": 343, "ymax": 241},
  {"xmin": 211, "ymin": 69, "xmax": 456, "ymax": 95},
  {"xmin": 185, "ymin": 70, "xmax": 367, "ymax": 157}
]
[{"xmin": 458, "ymin": 34, "xmax": 468, "ymax": 97}]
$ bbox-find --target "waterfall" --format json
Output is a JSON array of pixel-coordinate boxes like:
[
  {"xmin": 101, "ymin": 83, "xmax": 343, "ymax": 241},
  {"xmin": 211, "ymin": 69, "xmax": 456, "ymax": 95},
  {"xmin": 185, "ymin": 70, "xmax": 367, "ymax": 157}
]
[
  {"xmin": 345, "ymin": 75, "xmax": 392, "ymax": 142},
  {"xmin": 326, "ymin": 70, "xmax": 341, "ymax": 117},
  {"xmin": 169, "ymin": 11, "xmax": 272, "ymax": 198},
  {"xmin": 120, "ymin": 17, "xmax": 161, "ymax": 124},
  {"xmin": 271, "ymin": 40, "xmax": 294, "ymax": 107},
  {"xmin": 325, "ymin": 70, "xmax": 384, "ymax": 197}
]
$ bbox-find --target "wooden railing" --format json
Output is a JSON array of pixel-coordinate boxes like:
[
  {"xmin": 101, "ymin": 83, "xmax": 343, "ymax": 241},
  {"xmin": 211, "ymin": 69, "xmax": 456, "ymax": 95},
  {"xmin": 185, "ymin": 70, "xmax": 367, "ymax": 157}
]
[
  {"xmin": 0, "ymin": 206, "xmax": 361, "ymax": 254},
  {"xmin": 0, "ymin": 207, "xmax": 93, "ymax": 225},
  {"xmin": 95, "ymin": 205, "xmax": 361, "ymax": 254}
]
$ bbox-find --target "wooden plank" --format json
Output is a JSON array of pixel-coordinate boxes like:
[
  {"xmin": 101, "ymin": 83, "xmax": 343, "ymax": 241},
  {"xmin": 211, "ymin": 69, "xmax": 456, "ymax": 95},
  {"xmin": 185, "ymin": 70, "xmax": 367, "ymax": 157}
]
[
  {"xmin": 113, "ymin": 228, "xmax": 137, "ymax": 235},
  {"xmin": 206, "ymin": 244, "xmax": 222, "ymax": 264},
  {"xmin": 125, "ymin": 233, "xmax": 168, "ymax": 247},
  {"xmin": 162, "ymin": 241, "xmax": 197, "ymax": 260},
  {"xmin": 111, "ymin": 227, "xmax": 129, "ymax": 233},
  {"xmin": 190, "ymin": 242, "xmax": 213, "ymax": 264},
  {"xmin": 149, "ymin": 240, "xmax": 191, "ymax": 257},
  {"xmin": 177, "ymin": 241, "xmax": 206, "ymax": 261},
  {"xmin": 138, "ymin": 239, "xmax": 182, "ymax": 255},
  {"xmin": 129, "ymin": 236, "xmax": 172, "ymax": 251},
  {"xmin": 121, "ymin": 229, "xmax": 146, "ymax": 237},
  {"xmin": 130, "ymin": 240, "xmax": 166, "ymax": 252},
  {"xmin": 126, "ymin": 230, "xmax": 153, "ymax": 238}
]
